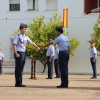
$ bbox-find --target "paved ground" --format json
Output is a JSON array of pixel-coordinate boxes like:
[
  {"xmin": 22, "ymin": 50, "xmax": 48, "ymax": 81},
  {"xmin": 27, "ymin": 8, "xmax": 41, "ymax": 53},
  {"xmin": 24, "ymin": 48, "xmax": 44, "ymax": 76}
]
[{"xmin": 0, "ymin": 74, "xmax": 100, "ymax": 100}]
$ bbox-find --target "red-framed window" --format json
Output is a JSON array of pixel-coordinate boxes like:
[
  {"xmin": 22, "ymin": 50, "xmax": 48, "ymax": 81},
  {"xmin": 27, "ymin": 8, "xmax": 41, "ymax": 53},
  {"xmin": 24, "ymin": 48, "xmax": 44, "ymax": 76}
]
[{"xmin": 84, "ymin": 0, "xmax": 98, "ymax": 12}]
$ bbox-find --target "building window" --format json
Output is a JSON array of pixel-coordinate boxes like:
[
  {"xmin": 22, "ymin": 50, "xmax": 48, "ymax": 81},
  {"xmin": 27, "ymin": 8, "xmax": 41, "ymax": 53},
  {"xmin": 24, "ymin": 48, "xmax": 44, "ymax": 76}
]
[
  {"xmin": 9, "ymin": 0, "xmax": 20, "ymax": 11},
  {"xmin": 27, "ymin": 0, "xmax": 39, "ymax": 10},
  {"xmin": 46, "ymin": 0, "xmax": 58, "ymax": 10},
  {"xmin": 84, "ymin": 0, "xmax": 98, "ymax": 12}
]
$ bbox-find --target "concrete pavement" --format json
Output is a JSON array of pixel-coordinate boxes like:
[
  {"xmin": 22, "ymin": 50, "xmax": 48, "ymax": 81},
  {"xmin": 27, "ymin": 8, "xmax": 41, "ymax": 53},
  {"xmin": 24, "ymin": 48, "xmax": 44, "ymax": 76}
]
[{"xmin": 0, "ymin": 74, "xmax": 100, "ymax": 100}]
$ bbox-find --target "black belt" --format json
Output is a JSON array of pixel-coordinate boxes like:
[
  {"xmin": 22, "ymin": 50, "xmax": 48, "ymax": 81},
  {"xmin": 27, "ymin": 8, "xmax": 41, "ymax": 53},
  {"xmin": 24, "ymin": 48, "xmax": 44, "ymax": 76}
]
[
  {"xmin": 59, "ymin": 50, "xmax": 68, "ymax": 53},
  {"xmin": 47, "ymin": 56, "xmax": 54, "ymax": 57},
  {"xmin": 17, "ymin": 51, "xmax": 25, "ymax": 54}
]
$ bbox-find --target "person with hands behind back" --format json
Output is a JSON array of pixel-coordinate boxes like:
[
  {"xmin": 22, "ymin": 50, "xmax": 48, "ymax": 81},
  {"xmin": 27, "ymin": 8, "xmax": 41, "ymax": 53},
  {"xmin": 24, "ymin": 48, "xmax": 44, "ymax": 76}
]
[{"xmin": 90, "ymin": 42, "xmax": 97, "ymax": 79}]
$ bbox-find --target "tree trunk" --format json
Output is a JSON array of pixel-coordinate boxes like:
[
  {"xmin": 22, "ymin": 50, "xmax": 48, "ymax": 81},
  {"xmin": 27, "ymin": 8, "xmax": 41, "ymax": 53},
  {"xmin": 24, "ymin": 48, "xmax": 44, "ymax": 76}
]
[
  {"xmin": 39, "ymin": 59, "xmax": 47, "ymax": 73},
  {"xmin": 42, "ymin": 63, "xmax": 47, "ymax": 73}
]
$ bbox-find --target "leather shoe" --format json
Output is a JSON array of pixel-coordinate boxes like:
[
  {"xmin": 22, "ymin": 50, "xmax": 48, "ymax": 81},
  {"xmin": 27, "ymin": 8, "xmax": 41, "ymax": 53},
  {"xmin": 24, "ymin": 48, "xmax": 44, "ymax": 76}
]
[
  {"xmin": 91, "ymin": 77, "xmax": 97, "ymax": 79},
  {"xmin": 46, "ymin": 78, "xmax": 52, "ymax": 79},
  {"xmin": 57, "ymin": 85, "xmax": 68, "ymax": 88},
  {"xmin": 54, "ymin": 76, "xmax": 61, "ymax": 78},
  {"xmin": 15, "ymin": 84, "xmax": 26, "ymax": 87}
]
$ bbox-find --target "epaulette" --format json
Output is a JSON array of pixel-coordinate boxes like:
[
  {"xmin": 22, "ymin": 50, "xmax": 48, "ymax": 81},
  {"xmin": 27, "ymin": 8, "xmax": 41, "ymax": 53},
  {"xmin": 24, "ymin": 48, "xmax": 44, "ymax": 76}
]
[{"xmin": 17, "ymin": 34, "xmax": 20, "ymax": 36}]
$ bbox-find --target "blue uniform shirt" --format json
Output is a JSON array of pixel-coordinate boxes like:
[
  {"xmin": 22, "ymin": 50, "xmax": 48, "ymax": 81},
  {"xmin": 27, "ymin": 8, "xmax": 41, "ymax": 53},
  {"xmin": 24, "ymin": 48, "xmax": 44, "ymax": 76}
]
[
  {"xmin": 0, "ymin": 52, "xmax": 4, "ymax": 60},
  {"xmin": 52, "ymin": 34, "xmax": 70, "ymax": 51},
  {"xmin": 54, "ymin": 48, "xmax": 59, "ymax": 60},
  {"xmin": 13, "ymin": 33, "xmax": 32, "ymax": 52},
  {"xmin": 46, "ymin": 45, "xmax": 54, "ymax": 57},
  {"xmin": 90, "ymin": 47, "xmax": 97, "ymax": 58}
]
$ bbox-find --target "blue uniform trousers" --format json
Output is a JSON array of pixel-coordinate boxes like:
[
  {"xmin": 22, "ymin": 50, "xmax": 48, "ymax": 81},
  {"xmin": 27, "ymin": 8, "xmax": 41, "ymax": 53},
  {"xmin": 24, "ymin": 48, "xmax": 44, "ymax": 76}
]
[
  {"xmin": 14, "ymin": 51, "xmax": 26, "ymax": 85},
  {"xmin": 59, "ymin": 50, "xmax": 69, "ymax": 86},
  {"xmin": 0, "ymin": 60, "xmax": 2, "ymax": 74},
  {"xmin": 47, "ymin": 56, "xmax": 53, "ymax": 78},
  {"xmin": 54, "ymin": 59, "xmax": 60, "ymax": 77},
  {"xmin": 90, "ymin": 58, "xmax": 97, "ymax": 78}
]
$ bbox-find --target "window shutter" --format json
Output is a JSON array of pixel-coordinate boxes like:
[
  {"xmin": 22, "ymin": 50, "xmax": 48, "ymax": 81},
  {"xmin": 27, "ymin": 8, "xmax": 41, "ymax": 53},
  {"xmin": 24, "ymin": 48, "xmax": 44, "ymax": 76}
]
[{"xmin": 84, "ymin": 0, "xmax": 98, "ymax": 12}]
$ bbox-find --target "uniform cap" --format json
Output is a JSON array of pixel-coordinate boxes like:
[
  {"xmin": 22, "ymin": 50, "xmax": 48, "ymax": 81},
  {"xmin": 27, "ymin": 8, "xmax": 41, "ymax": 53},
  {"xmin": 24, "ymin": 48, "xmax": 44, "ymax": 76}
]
[
  {"xmin": 55, "ymin": 26, "xmax": 63, "ymax": 31},
  {"xmin": 20, "ymin": 23, "xmax": 27, "ymax": 28}
]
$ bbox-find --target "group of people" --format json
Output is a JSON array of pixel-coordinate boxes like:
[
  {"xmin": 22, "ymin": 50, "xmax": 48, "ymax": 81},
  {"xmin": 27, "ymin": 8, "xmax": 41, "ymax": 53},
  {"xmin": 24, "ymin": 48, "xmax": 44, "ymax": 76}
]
[{"xmin": 0, "ymin": 23, "xmax": 97, "ymax": 88}]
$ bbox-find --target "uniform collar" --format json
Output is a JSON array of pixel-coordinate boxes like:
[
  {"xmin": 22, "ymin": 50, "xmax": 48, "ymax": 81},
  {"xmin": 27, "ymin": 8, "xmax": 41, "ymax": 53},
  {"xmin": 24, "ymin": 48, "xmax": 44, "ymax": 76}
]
[
  {"xmin": 56, "ymin": 48, "xmax": 58, "ymax": 50},
  {"xmin": 19, "ymin": 32, "xmax": 26, "ymax": 36},
  {"xmin": 58, "ymin": 34, "xmax": 63, "ymax": 36}
]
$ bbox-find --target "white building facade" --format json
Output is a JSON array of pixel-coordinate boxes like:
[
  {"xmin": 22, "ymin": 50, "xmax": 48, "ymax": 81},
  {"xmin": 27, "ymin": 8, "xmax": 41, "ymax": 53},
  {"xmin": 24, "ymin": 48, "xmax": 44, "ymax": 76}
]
[{"xmin": 0, "ymin": 0, "xmax": 100, "ymax": 74}]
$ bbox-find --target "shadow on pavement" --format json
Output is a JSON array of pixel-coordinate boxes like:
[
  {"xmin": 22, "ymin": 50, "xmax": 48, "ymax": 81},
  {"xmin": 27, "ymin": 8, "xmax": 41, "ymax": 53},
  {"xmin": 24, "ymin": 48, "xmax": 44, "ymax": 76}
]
[
  {"xmin": 71, "ymin": 80, "xmax": 100, "ymax": 82},
  {"xmin": 0, "ymin": 85, "xmax": 100, "ymax": 91}
]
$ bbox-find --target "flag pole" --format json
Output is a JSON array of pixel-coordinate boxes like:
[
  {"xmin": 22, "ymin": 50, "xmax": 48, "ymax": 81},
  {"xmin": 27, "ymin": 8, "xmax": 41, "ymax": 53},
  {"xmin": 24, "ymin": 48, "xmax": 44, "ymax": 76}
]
[{"xmin": 62, "ymin": 7, "xmax": 68, "ymax": 36}]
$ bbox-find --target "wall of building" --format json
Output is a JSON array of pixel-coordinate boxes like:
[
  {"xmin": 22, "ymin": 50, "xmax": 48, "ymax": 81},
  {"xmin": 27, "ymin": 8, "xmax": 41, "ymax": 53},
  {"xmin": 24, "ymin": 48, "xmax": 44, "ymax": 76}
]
[{"xmin": 0, "ymin": 0, "xmax": 100, "ymax": 74}]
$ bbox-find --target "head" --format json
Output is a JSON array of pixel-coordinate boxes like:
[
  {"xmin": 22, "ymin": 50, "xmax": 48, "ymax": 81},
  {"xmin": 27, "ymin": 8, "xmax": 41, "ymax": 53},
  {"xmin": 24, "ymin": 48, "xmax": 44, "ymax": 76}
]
[
  {"xmin": 55, "ymin": 44, "xmax": 58, "ymax": 49},
  {"xmin": 91, "ymin": 42, "xmax": 95, "ymax": 48},
  {"xmin": 19, "ymin": 23, "xmax": 27, "ymax": 34},
  {"xmin": 55, "ymin": 26, "xmax": 63, "ymax": 36}
]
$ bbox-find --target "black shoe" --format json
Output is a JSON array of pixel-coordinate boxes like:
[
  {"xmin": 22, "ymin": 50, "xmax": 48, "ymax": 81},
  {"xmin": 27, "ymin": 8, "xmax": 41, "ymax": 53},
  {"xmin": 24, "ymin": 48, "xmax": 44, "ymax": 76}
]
[
  {"xmin": 57, "ymin": 85, "xmax": 68, "ymax": 88},
  {"xmin": 91, "ymin": 77, "xmax": 97, "ymax": 79},
  {"xmin": 56, "ymin": 76, "xmax": 61, "ymax": 78},
  {"xmin": 15, "ymin": 84, "xmax": 26, "ymax": 87},
  {"xmin": 50, "ymin": 78, "xmax": 52, "ymax": 79},
  {"xmin": 46, "ymin": 78, "xmax": 52, "ymax": 79}
]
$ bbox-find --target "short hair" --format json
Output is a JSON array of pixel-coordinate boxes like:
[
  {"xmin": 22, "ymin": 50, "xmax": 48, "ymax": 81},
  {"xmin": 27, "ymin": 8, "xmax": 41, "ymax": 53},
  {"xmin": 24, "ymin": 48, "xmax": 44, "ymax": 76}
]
[
  {"xmin": 55, "ymin": 26, "xmax": 63, "ymax": 33},
  {"xmin": 91, "ymin": 42, "xmax": 95, "ymax": 45}
]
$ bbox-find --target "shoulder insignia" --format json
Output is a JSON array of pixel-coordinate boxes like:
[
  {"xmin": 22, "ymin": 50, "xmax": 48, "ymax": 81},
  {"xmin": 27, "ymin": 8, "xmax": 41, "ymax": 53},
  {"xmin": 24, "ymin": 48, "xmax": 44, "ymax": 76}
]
[{"xmin": 17, "ymin": 34, "xmax": 20, "ymax": 36}]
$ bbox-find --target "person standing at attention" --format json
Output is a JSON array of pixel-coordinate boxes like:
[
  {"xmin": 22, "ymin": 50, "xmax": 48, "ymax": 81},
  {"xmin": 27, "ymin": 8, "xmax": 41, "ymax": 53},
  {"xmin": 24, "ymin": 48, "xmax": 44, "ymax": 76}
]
[
  {"xmin": 0, "ymin": 49, "xmax": 4, "ymax": 75},
  {"xmin": 90, "ymin": 42, "xmax": 97, "ymax": 79},
  {"xmin": 54, "ymin": 44, "xmax": 60, "ymax": 78},
  {"xmin": 13, "ymin": 23, "xmax": 40, "ymax": 87},
  {"xmin": 46, "ymin": 39, "xmax": 55, "ymax": 79}
]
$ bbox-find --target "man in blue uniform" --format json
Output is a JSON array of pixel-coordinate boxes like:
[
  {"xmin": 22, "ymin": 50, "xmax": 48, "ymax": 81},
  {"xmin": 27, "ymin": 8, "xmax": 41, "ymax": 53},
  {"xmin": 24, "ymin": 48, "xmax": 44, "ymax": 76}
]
[
  {"xmin": 0, "ymin": 49, "xmax": 4, "ymax": 75},
  {"xmin": 54, "ymin": 44, "xmax": 60, "ymax": 78},
  {"xmin": 90, "ymin": 42, "xmax": 97, "ymax": 79},
  {"xmin": 41, "ymin": 26, "xmax": 70, "ymax": 88},
  {"xmin": 46, "ymin": 39, "xmax": 54, "ymax": 79},
  {"xmin": 13, "ymin": 23, "xmax": 40, "ymax": 87}
]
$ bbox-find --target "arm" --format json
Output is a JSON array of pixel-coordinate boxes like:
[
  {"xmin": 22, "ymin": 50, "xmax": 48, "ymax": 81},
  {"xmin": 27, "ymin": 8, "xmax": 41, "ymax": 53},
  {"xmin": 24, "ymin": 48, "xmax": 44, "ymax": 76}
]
[
  {"xmin": 42, "ymin": 42, "xmax": 53, "ymax": 49},
  {"xmin": 2, "ymin": 57, "xmax": 4, "ymax": 65},
  {"xmin": 49, "ymin": 52, "xmax": 54, "ymax": 62},
  {"xmin": 27, "ymin": 37, "xmax": 40, "ymax": 50},
  {"xmin": 13, "ymin": 44, "xmax": 20, "ymax": 57},
  {"xmin": 93, "ymin": 53, "xmax": 96, "ymax": 62},
  {"xmin": 92, "ymin": 48, "xmax": 97, "ymax": 62},
  {"xmin": 68, "ymin": 46, "xmax": 70, "ymax": 53},
  {"xmin": 50, "ymin": 53, "xmax": 54, "ymax": 59},
  {"xmin": 30, "ymin": 42, "xmax": 40, "ymax": 50}
]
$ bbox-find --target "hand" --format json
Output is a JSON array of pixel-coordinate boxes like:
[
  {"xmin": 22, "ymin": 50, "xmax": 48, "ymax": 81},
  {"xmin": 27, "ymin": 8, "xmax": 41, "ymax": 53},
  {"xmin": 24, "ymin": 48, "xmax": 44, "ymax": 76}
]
[
  {"xmin": 2, "ymin": 62, "xmax": 4, "ymax": 65},
  {"xmin": 15, "ymin": 53, "xmax": 20, "ymax": 58},
  {"xmin": 49, "ymin": 58, "xmax": 51, "ymax": 62},
  {"xmin": 40, "ymin": 47, "xmax": 44, "ymax": 51},
  {"xmin": 36, "ymin": 47, "xmax": 40, "ymax": 51},
  {"xmin": 92, "ymin": 59, "xmax": 95, "ymax": 62}
]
